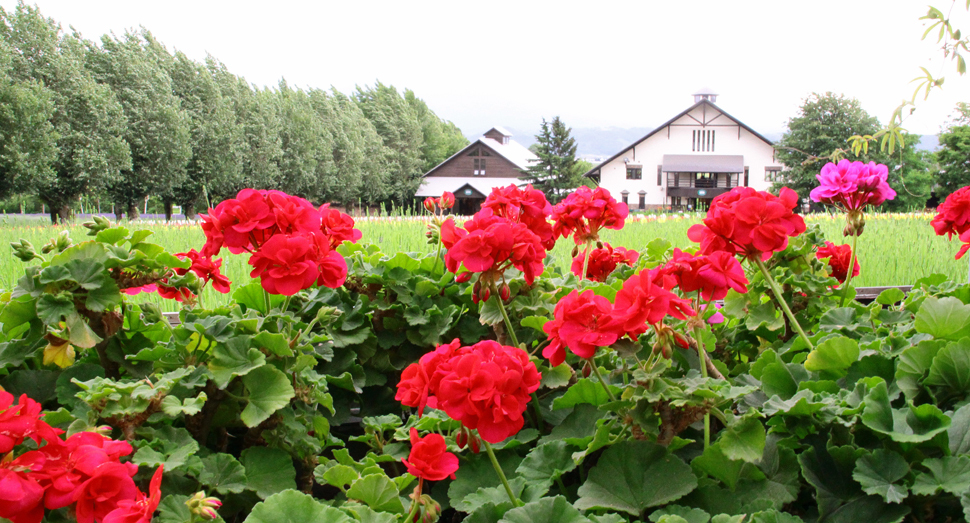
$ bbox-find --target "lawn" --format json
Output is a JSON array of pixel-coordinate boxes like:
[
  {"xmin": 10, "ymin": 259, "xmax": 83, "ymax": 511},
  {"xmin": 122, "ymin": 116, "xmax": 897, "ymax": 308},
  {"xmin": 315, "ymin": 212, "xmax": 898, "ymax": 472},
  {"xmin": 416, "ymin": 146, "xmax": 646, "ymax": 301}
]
[{"xmin": 0, "ymin": 211, "xmax": 963, "ymax": 310}]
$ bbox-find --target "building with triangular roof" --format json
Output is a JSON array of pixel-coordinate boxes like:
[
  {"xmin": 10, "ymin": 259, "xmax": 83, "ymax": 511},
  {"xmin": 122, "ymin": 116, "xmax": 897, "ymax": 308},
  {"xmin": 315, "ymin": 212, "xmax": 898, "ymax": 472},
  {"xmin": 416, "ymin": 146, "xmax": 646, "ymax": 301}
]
[
  {"xmin": 416, "ymin": 127, "xmax": 537, "ymax": 215},
  {"xmin": 584, "ymin": 90, "xmax": 782, "ymax": 211}
]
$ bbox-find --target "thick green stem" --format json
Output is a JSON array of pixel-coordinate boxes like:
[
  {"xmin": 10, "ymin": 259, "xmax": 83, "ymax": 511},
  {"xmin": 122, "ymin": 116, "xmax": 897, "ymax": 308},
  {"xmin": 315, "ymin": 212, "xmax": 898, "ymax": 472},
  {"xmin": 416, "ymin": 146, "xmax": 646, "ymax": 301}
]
[
  {"xmin": 262, "ymin": 288, "xmax": 272, "ymax": 315},
  {"xmin": 579, "ymin": 239, "xmax": 594, "ymax": 281},
  {"xmin": 483, "ymin": 440, "xmax": 522, "ymax": 507},
  {"xmin": 405, "ymin": 478, "xmax": 423, "ymax": 522},
  {"xmin": 588, "ymin": 358, "xmax": 617, "ymax": 402},
  {"xmin": 694, "ymin": 296, "xmax": 711, "ymax": 449},
  {"xmin": 754, "ymin": 258, "xmax": 814, "ymax": 350},
  {"xmin": 491, "ymin": 283, "xmax": 519, "ymax": 348},
  {"xmin": 839, "ymin": 234, "xmax": 859, "ymax": 307},
  {"xmin": 431, "ymin": 236, "xmax": 442, "ymax": 274}
]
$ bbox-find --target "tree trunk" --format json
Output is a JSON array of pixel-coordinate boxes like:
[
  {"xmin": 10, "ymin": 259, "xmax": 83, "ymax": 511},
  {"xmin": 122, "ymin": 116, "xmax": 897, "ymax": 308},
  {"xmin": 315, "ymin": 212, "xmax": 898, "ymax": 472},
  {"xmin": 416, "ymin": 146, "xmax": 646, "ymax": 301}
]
[
  {"xmin": 127, "ymin": 204, "xmax": 140, "ymax": 220},
  {"xmin": 48, "ymin": 208, "xmax": 58, "ymax": 225},
  {"xmin": 57, "ymin": 205, "xmax": 71, "ymax": 224},
  {"xmin": 164, "ymin": 200, "xmax": 173, "ymax": 222},
  {"xmin": 183, "ymin": 201, "xmax": 198, "ymax": 221},
  {"xmin": 114, "ymin": 203, "xmax": 123, "ymax": 221}
]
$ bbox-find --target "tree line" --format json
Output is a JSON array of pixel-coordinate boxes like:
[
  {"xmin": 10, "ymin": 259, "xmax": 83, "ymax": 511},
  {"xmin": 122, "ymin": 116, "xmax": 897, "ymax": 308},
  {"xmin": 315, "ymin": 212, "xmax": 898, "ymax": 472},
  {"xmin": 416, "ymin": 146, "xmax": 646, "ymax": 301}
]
[{"xmin": 0, "ymin": 2, "xmax": 468, "ymax": 223}]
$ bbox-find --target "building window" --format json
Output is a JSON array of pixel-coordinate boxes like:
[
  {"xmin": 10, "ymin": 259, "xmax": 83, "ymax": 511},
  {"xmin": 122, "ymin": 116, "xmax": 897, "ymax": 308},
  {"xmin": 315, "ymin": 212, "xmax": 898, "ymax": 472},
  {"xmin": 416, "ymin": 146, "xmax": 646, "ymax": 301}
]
[
  {"xmin": 621, "ymin": 191, "xmax": 629, "ymax": 206},
  {"xmin": 638, "ymin": 192, "xmax": 646, "ymax": 210},
  {"xmin": 765, "ymin": 167, "xmax": 782, "ymax": 182},
  {"xmin": 692, "ymin": 130, "xmax": 715, "ymax": 152},
  {"xmin": 744, "ymin": 167, "xmax": 749, "ymax": 187},
  {"xmin": 626, "ymin": 167, "xmax": 642, "ymax": 180},
  {"xmin": 474, "ymin": 158, "xmax": 486, "ymax": 176},
  {"xmin": 657, "ymin": 166, "xmax": 662, "ymax": 185}
]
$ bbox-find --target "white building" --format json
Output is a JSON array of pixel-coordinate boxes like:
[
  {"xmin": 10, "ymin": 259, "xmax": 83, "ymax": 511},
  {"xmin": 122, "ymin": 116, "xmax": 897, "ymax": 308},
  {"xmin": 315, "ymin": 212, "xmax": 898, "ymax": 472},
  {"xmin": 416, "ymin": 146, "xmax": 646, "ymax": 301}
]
[{"xmin": 584, "ymin": 89, "xmax": 783, "ymax": 211}]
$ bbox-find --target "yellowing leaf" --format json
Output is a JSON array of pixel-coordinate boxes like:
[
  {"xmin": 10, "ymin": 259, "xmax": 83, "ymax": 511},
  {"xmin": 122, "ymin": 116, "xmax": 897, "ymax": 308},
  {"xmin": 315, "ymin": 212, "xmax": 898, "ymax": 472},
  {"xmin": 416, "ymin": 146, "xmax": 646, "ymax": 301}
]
[{"xmin": 43, "ymin": 340, "xmax": 76, "ymax": 368}]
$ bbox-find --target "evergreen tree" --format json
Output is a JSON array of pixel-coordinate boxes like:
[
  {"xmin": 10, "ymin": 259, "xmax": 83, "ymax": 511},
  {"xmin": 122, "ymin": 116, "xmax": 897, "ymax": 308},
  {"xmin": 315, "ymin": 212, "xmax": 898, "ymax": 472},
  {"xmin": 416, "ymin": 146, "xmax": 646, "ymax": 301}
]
[{"xmin": 523, "ymin": 116, "xmax": 580, "ymax": 203}]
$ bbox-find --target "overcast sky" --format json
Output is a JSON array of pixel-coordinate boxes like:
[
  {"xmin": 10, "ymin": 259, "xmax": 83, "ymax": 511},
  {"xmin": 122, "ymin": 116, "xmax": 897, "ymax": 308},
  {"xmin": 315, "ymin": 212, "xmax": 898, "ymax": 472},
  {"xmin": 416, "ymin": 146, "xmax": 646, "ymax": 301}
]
[{"xmin": 3, "ymin": 0, "xmax": 968, "ymax": 141}]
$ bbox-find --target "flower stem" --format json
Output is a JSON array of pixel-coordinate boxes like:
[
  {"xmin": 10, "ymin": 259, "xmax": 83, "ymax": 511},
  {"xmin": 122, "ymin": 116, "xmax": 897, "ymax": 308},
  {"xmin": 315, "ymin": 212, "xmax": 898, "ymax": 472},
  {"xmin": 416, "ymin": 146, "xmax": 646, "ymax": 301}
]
[
  {"xmin": 839, "ymin": 234, "xmax": 859, "ymax": 307},
  {"xmin": 262, "ymin": 288, "xmax": 272, "ymax": 315},
  {"xmin": 754, "ymin": 258, "xmax": 814, "ymax": 350},
  {"xmin": 580, "ymin": 239, "xmax": 593, "ymax": 282},
  {"xmin": 405, "ymin": 478, "xmax": 423, "ymax": 522},
  {"xmin": 491, "ymin": 283, "xmax": 519, "ymax": 348},
  {"xmin": 693, "ymin": 296, "xmax": 710, "ymax": 450},
  {"xmin": 483, "ymin": 440, "xmax": 522, "ymax": 507},
  {"xmin": 431, "ymin": 236, "xmax": 442, "ymax": 275},
  {"xmin": 587, "ymin": 358, "xmax": 617, "ymax": 402}
]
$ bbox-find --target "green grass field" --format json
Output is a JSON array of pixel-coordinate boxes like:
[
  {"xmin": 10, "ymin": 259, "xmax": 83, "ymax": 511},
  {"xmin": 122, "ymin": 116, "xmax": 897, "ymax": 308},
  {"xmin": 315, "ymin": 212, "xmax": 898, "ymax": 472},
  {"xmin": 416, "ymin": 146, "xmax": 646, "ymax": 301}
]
[{"xmin": 0, "ymin": 212, "xmax": 963, "ymax": 311}]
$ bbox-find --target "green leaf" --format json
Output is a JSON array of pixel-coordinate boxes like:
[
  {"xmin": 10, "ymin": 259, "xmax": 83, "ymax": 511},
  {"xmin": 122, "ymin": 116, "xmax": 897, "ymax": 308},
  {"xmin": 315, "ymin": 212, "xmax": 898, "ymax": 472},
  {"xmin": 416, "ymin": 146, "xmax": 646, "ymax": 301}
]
[
  {"xmin": 198, "ymin": 453, "xmax": 248, "ymax": 494},
  {"xmin": 521, "ymin": 315, "xmax": 549, "ymax": 333},
  {"xmin": 64, "ymin": 259, "xmax": 107, "ymax": 290},
  {"xmin": 241, "ymin": 447, "xmax": 297, "ymax": 499},
  {"xmin": 38, "ymin": 265, "xmax": 71, "ymax": 284},
  {"xmin": 321, "ymin": 464, "xmax": 359, "ymax": 491},
  {"xmin": 36, "ymin": 293, "xmax": 74, "ymax": 325},
  {"xmin": 498, "ymin": 496, "xmax": 590, "ymax": 523},
  {"xmin": 0, "ymin": 296, "xmax": 37, "ymax": 334},
  {"xmin": 925, "ymin": 337, "xmax": 970, "ymax": 394},
  {"xmin": 515, "ymin": 441, "xmax": 577, "ymax": 481},
  {"xmin": 861, "ymin": 381, "xmax": 950, "ymax": 443},
  {"xmin": 746, "ymin": 302, "xmax": 785, "ymax": 332},
  {"xmin": 346, "ymin": 474, "xmax": 404, "ymax": 514},
  {"xmin": 691, "ymin": 443, "xmax": 764, "ymax": 489},
  {"xmin": 208, "ymin": 336, "xmax": 266, "ymax": 389},
  {"xmin": 895, "ymin": 340, "xmax": 945, "ymax": 401},
  {"xmin": 815, "ymin": 496, "xmax": 909, "ymax": 523},
  {"xmin": 95, "ymin": 227, "xmax": 130, "ymax": 245},
  {"xmin": 241, "ymin": 365, "xmax": 295, "ymax": 428},
  {"xmin": 876, "ymin": 288, "xmax": 906, "ymax": 305},
  {"xmin": 460, "ymin": 477, "xmax": 550, "ymax": 513},
  {"xmin": 66, "ymin": 312, "xmax": 101, "ymax": 349},
  {"xmin": 84, "ymin": 277, "xmax": 121, "ymax": 312},
  {"xmin": 948, "ymin": 404, "xmax": 970, "ymax": 455},
  {"xmin": 910, "ymin": 456, "xmax": 970, "ymax": 495},
  {"xmin": 253, "ymin": 331, "xmax": 293, "ymax": 357},
  {"xmin": 575, "ymin": 440, "xmax": 698, "ymax": 516},
  {"xmin": 804, "ymin": 336, "xmax": 859, "ymax": 377},
  {"xmin": 552, "ymin": 379, "xmax": 620, "ymax": 410},
  {"xmin": 649, "ymin": 506, "xmax": 710, "ymax": 523},
  {"xmin": 540, "ymin": 364, "xmax": 573, "ymax": 389},
  {"xmin": 233, "ymin": 281, "xmax": 284, "ymax": 314},
  {"xmin": 914, "ymin": 296, "xmax": 970, "ymax": 341},
  {"xmin": 852, "ymin": 450, "xmax": 910, "ymax": 503},
  {"xmin": 718, "ymin": 417, "xmax": 765, "ymax": 463},
  {"xmin": 244, "ymin": 490, "xmax": 352, "ymax": 523}
]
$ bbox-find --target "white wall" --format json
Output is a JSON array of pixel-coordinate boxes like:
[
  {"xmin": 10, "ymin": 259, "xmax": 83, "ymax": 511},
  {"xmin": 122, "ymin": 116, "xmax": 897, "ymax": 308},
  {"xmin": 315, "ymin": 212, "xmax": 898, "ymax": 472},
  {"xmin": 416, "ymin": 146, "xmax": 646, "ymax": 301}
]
[{"xmin": 596, "ymin": 103, "xmax": 783, "ymax": 208}]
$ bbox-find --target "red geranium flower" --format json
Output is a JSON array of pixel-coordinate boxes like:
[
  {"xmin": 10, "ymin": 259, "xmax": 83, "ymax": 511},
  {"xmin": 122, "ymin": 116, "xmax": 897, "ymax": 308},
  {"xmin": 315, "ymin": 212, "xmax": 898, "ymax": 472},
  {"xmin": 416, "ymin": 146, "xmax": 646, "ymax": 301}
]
[
  {"xmin": 72, "ymin": 462, "xmax": 141, "ymax": 523},
  {"xmin": 248, "ymin": 234, "xmax": 321, "ymax": 296},
  {"xmin": 481, "ymin": 184, "xmax": 555, "ymax": 250},
  {"xmin": 932, "ymin": 186, "xmax": 970, "ymax": 259},
  {"xmin": 551, "ymin": 186, "xmax": 628, "ymax": 244},
  {"xmin": 687, "ymin": 187, "xmax": 806, "ymax": 260},
  {"xmin": 402, "ymin": 428, "xmax": 459, "ymax": 482},
  {"xmin": 570, "ymin": 244, "xmax": 639, "ymax": 281},
  {"xmin": 542, "ymin": 290, "xmax": 622, "ymax": 366},
  {"xmin": 442, "ymin": 209, "xmax": 546, "ymax": 286},
  {"xmin": 396, "ymin": 340, "xmax": 540, "ymax": 443},
  {"xmin": 0, "ymin": 392, "xmax": 62, "ymax": 453},
  {"xmin": 156, "ymin": 249, "xmax": 231, "ymax": 301},
  {"xmin": 664, "ymin": 249, "xmax": 748, "ymax": 301},
  {"xmin": 0, "ymin": 456, "xmax": 45, "ymax": 523},
  {"xmin": 612, "ymin": 268, "xmax": 696, "ymax": 339},
  {"xmin": 102, "ymin": 466, "xmax": 163, "ymax": 523},
  {"xmin": 816, "ymin": 241, "xmax": 860, "ymax": 283}
]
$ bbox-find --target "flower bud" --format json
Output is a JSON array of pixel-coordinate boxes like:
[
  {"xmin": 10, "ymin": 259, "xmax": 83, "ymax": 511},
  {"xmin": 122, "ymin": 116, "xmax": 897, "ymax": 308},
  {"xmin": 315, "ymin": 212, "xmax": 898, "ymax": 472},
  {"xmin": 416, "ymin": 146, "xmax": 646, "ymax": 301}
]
[
  {"xmin": 455, "ymin": 272, "xmax": 472, "ymax": 284},
  {"xmin": 480, "ymin": 287, "xmax": 491, "ymax": 303},
  {"xmin": 315, "ymin": 306, "xmax": 342, "ymax": 326},
  {"xmin": 423, "ymin": 197, "xmax": 436, "ymax": 213},
  {"xmin": 571, "ymin": 245, "xmax": 580, "ymax": 258},
  {"xmin": 596, "ymin": 241, "xmax": 604, "ymax": 249},
  {"xmin": 582, "ymin": 360, "xmax": 592, "ymax": 378},
  {"xmin": 10, "ymin": 240, "xmax": 38, "ymax": 262},
  {"xmin": 186, "ymin": 491, "xmax": 222, "ymax": 520},
  {"xmin": 440, "ymin": 191, "xmax": 455, "ymax": 210},
  {"xmin": 499, "ymin": 283, "xmax": 510, "ymax": 302}
]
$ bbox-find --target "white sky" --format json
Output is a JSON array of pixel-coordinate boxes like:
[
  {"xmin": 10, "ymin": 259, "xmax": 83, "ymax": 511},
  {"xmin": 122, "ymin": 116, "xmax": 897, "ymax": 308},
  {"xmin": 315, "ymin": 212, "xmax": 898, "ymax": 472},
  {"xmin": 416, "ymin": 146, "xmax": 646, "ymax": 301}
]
[{"xmin": 3, "ymin": 0, "xmax": 969, "ymax": 139}]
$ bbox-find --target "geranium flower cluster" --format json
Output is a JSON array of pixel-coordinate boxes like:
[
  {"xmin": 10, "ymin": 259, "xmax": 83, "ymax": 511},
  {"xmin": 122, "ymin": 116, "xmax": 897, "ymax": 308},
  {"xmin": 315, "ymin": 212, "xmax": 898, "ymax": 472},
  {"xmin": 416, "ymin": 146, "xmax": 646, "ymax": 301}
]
[
  {"xmin": 156, "ymin": 249, "xmax": 231, "ymax": 302},
  {"xmin": 810, "ymin": 159, "xmax": 896, "ymax": 236},
  {"xmin": 542, "ymin": 265, "xmax": 698, "ymax": 366},
  {"xmin": 570, "ymin": 243, "xmax": 639, "ymax": 281},
  {"xmin": 395, "ymin": 339, "xmax": 541, "ymax": 443},
  {"xmin": 199, "ymin": 189, "xmax": 361, "ymax": 295},
  {"xmin": 0, "ymin": 392, "xmax": 164, "ymax": 523},
  {"xmin": 931, "ymin": 186, "xmax": 970, "ymax": 259},
  {"xmin": 440, "ymin": 185, "xmax": 552, "ymax": 298},
  {"xmin": 663, "ymin": 249, "xmax": 748, "ymax": 301},
  {"xmin": 816, "ymin": 241, "xmax": 860, "ymax": 283},
  {"xmin": 551, "ymin": 186, "xmax": 629, "ymax": 244},
  {"xmin": 687, "ymin": 187, "xmax": 806, "ymax": 260}
]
